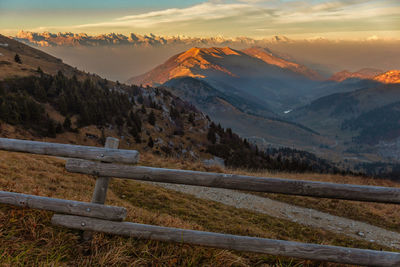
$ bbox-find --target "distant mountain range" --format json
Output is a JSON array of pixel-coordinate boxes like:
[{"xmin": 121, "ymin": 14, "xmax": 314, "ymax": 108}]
[{"xmin": 14, "ymin": 31, "xmax": 295, "ymax": 47}]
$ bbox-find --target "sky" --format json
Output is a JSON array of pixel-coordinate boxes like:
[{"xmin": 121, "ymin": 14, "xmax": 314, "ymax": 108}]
[{"xmin": 0, "ymin": 0, "xmax": 399, "ymax": 39}]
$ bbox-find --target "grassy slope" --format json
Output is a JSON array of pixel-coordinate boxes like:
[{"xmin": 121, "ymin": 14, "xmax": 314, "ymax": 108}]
[{"xmin": 0, "ymin": 150, "xmax": 397, "ymax": 266}]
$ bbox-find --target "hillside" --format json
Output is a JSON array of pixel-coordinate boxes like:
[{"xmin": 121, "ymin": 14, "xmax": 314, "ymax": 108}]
[
  {"xmin": 0, "ymin": 34, "xmax": 80, "ymax": 80},
  {"xmin": 343, "ymin": 101, "xmax": 400, "ymax": 145},
  {"xmin": 287, "ymin": 82, "xmax": 400, "ymax": 162}
]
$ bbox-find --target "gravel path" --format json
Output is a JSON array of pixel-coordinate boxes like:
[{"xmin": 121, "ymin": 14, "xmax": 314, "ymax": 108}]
[{"xmin": 147, "ymin": 182, "xmax": 400, "ymax": 249}]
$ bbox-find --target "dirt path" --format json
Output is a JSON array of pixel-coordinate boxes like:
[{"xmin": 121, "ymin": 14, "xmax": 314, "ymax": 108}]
[{"xmin": 147, "ymin": 182, "xmax": 400, "ymax": 249}]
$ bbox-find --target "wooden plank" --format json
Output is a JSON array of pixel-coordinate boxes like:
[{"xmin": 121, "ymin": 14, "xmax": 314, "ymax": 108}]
[
  {"xmin": 91, "ymin": 137, "xmax": 119, "ymax": 204},
  {"xmin": 66, "ymin": 159, "xmax": 400, "ymax": 204},
  {"xmin": 0, "ymin": 137, "xmax": 139, "ymax": 164},
  {"xmin": 52, "ymin": 214, "xmax": 400, "ymax": 266},
  {"xmin": 83, "ymin": 137, "xmax": 120, "ymax": 240},
  {"xmin": 0, "ymin": 191, "xmax": 126, "ymax": 221}
]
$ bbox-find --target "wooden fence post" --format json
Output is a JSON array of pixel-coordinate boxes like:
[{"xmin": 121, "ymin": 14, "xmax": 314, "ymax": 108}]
[
  {"xmin": 83, "ymin": 137, "xmax": 119, "ymax": 240},
  {"xmin": 91, "ymin": 137, "xmax": 120, "ymax": 204}
]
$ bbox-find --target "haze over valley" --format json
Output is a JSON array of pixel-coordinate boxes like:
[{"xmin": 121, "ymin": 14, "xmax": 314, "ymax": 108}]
[{"xmin": 13, "ymin": 31, "xmax": 400, "ymax": 82}]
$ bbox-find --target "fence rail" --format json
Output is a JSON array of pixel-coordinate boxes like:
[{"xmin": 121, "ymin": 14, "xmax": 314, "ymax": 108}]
[
  {"xmin": 1, "ymin": 137, "xmax": 400, "ymax": 266},
  {"xmin": 52, "ymin": 214, "xmax": 400, "ymax": 267},
  {"xmin": 0, "ymin": 138, "xmax": 139, "ymax": 164},
  {"xmin": 0, "ymin": 190, "xmax": 126, "ymax": 221},
  {"xmin": 67, "ymin": 159, "xmax": 400, "ymax": 204}
]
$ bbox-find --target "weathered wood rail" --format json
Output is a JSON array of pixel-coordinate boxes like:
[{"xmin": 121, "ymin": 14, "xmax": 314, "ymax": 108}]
[
  {"xmin": 1, "ymin": 137, "xmax": 400, "ymax": 266},
  {"xmin": 0, "ymin": 190, "xmax": 126, "ymax": 221},
  {"xmin": 52, "ymin": 214, "xmax": 400, "ymax": 267},
  {"xmin": 67, "ymin": 159, "xmax": 400, "ymax": 204},
  {"xmin": 0, "ymin": 137, "xmax": 139, "ymax": 164}
]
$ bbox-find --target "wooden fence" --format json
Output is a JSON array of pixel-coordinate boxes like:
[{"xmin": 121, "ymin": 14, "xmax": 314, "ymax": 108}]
[{"xmin": 1, "ymin": 137, "xmax": 400, "ymax": 266}]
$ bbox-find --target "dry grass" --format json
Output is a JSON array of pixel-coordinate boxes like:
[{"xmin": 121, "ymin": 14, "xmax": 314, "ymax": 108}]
[
  {"xmin": 0, "ymin": 150, "xmax": 398, "ymax": 266},
  {"xmin": 137, "ymin": 152, "xmax": 400, "ymax": 233}
]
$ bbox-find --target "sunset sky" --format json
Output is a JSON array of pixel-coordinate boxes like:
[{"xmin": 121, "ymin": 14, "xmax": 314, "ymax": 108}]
[{"xmin": 0, "ymin": 0, "xmax": 399, "ymax": 39}]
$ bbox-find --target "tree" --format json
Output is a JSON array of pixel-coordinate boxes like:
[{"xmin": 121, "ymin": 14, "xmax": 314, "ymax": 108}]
[
  {"xmin": 148, "ymin": 136, "xmax": 154, "ymax": 148},
  {"xmin": 14, "ymin": 54, "xmax": 22, "ymax": 64},
  {"xmin": 46, "ymin": 119, "xmax": 56, "ymax": 138},
  {"xmin": 148, "ymin": 110, "xmax": 156, "ymax": 125},
  {"xmin": 141, "ymin": 104, "xmax": 146, "ymax": 114},
  {"xmin": 37, "ymin": 66, "xmax": 43, "ymax": 74},
  {"xmin": 207, "ymin": 128, "xmax": 217, "ymax": 144},
  {"xmin": 129, "ymin": 111, "xmax": 142, "ymax": 132},
  {"xmin": 63, "ymin": 116, "xmax": 72, "ymax": 130},
  {"xmin": 188, "ymin": 113, "xmax": 195, "ymax": 125}
]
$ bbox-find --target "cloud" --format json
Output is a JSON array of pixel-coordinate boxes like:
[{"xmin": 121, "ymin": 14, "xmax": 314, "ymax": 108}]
[
  {"xmin": 74, "ymin": 2, "xmax": 274, "ymax": 29},
  {"xmin": 21, "ymin": 0, "xmax": 400, "ymax": 38}
]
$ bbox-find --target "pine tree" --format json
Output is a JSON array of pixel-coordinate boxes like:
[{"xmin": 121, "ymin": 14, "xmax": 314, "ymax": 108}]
[
  {"xmin": 37, "ymin": 66, "xmax": 43, "ymax": 74},
  {"xmin": 188, "ymin": 113, "xmax": 195, "ymax": 125},
  {"xmin": 148, "ymin": 136, "xmax": 154, "ymax": 148},
  {"xmin": 14, "ymin": 54, "xmax": 22, "ymax": 64},
  {"xmin": 46, "ymin": 119, "xmax": 56, "ymax": 138},
  {"xmin": 63, "ymin": 116, "xmax": 72, "ymax": 130},
  {"xmin": 141, "ymin": 104, "xmax": 146, "ymax": 114},
  {"xmin": 148, "ymin": 110, "xmax": 156, "ymax": 125},
  {"xmin": 207, "ymin": 128, "xmax": 217, "ymax": 144}
]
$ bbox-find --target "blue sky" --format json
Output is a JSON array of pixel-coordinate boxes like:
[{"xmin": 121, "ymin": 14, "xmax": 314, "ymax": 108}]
[
  {"xmin": 1, "ymin": 0, "xmax": 399, "ymax": 39},
  {"xmin": 0, "ymin": 0, "xmax": 205, "ymax": 9}
]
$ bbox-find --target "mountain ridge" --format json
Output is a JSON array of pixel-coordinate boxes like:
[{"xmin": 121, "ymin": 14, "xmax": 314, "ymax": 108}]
[
  {"xmin": 329, "ymin": 68, "xmax": 384, "ymax": 82},
  {"xmin": 14, "ymin": 31, "xmax": 296, "ymax": 47},
  {"xmin": 241, "ymin": 47, "xmax": 323, "ymax": 80},
  {"xmin": 128, "ymin": 46, "xmax": 322, "ymax": 86}
]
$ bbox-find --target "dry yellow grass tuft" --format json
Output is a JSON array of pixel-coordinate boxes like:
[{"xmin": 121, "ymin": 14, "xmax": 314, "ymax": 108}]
[{"xmin": 0, "ymin": 150, "xmax": 398, "ymax": 266}]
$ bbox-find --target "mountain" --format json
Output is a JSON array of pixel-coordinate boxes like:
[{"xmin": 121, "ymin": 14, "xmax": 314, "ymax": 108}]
[
  {"xmin": 128, "ymin": 46, "xmax": 320, "ymax": 85},
  {"xmin": 128, "ymin": 47, "xmax": 240, "ymax": 86},
  {"xmin": 128, "ymin": 46, "xmax": 321, "ymax": 113},
  {"xmin": 373, "ymin": 70, "xmax": 400, "ymax": 84},
  {"xmin": 329, "ymin": 68, "xmax": 384, "ymax": 82}
]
